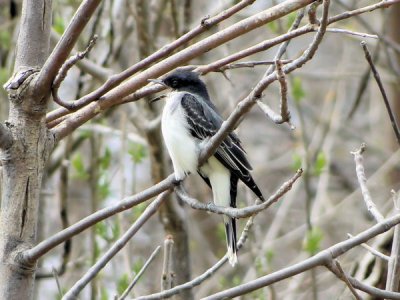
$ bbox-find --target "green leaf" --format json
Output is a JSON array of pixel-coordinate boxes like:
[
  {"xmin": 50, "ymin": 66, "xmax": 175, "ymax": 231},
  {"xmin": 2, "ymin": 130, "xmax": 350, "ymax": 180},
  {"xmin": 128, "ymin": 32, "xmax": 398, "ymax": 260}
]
[
  {"xmin": 292, "ymin": 77, "xmax": 306, "ymax": 103},
  {"xmin": 291, "ymin": 153, "xmax": 302, "ymax": 171},
  {"xmin": 128, "ymin": 143, "xmax": 146, "ymax": 163},
  {"xmin": 265, "ymin": 249, "xmax": 274, "ymax": 265},
  {"xmin": 132, "ymin": 258, "xmax": 144, "ymax": 275},
  {"xmin": 303, "ymin": 227, "xmax": 323, "ymax": 255},
  {"xmin": 117, "ymin": 273, "xmax": 130, "ymax": 295},
  {"xmin": 112, "ymin": 221, "xmax": 120, "ymax": 240},
  {"xmin": 267, "ymin": 20, "xmax": 278, "ymax": 33},
  {"xmin": 313, "ymin": 151, "xmax": 326, "ymax": 176},
  {"xmin": 53, "ymin": 15, "xmax": 65, "ymax": 35},
  {"xmin": 98, "ymin": 174, "xmax": 111, "ymax": 200},
  {"xmin": 100, "ymin": 147, "xmax": 112, "ymax": 170},
  {"xmin": 100, "ymin": 287, "xmax": 109, "ymax": 300},
  {"xmin": 71, "ymin": 153, "xmax": 89, "ymax": 180},
  {"xmin": 0, "ymin": 31, "xmax": 11, "ymax": 49},
  {"xmin": 0, "ymin": 68, "xmax": 10, "ymax": 88},
  {"xmin": 286, "ymin": 12, "xmax": 297, "ymax": 30},
  {"xmin": 95, "ymin": 221, "xmax": 108, "ymax": 240}
]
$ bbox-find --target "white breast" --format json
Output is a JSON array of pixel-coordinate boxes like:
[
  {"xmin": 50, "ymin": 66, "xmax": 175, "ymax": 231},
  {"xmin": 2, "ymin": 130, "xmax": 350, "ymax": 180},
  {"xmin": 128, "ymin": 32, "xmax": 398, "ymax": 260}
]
[{"xmin": 162, "ymin": 92, "xmax": 200, "ymax": 180}]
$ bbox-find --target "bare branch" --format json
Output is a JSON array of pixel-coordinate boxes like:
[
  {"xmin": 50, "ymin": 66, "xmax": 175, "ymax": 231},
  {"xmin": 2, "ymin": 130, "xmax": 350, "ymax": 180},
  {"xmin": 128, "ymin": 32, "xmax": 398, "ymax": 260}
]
[
  {"xmin": 387, "ymin": 190, "xmax": 400, "ymax": 292},
  {"xmin": 327, "ymin": 260, "xmax": 362, "ymax": 300},
  {"xmin": 135, "ymin": 201, "xmax": 260, "ymax": 300},
  {"xmin": 0, "ymin": 123, "xmax": 13, "ymax": 151},
  {"xmin": 22, "ymin": 175, "xmax": 177, "ymax": 263},
  {"xmin": 202, "ymin": 213, "xmax": 400, "ymax": 300},
  {"xmin": 161, "ymin": 236, "xmax": 175, "ymax": 291},
  {"xmin": 52, "ymin": 35, "xmax": 98, "ymax": 110},
  {"xmin": 46, "ymin": 0, "xmax": 258, "ymax": 123},
  {"xmin": 50, "ymin": 0, "xmax": 315, "ymax": 141},
  {"xmin": 176, "ymin": 169, "xmax": 302, "ymax": 219},
  {"xmin": 118, "ymin": 246, "xmax": 161, "ymax": 300},
  {"xmin": 62, "ymin": 190, "xmax": 171, "ymax": 300},
  {"xmin": 36, "ymin": 0, "xmax": 101, "ymax": 95},
  {"xmin": 326, "ymin": 28, "xmax": 378, "ymax": 39},
  {"xmin": 351, "ymin": 144, "xmax": 384, "ymax": 223},
  {"xmin": 361, "ymin": 41, "xmax": 400, "ymax": 146},
  {"xmin": 347, "ymin": 233, "xmax": 389, "ymax": 261},
  {"xmin": 199, "ymin": 0, "xmax": 330, "ymax": 166}
]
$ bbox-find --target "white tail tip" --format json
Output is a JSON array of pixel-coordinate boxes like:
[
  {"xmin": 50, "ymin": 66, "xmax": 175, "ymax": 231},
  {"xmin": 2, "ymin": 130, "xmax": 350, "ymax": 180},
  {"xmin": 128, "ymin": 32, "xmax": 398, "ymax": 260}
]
[{"xmin": 227, "ymin": 247, "xmax": 238, "ymax": 267}]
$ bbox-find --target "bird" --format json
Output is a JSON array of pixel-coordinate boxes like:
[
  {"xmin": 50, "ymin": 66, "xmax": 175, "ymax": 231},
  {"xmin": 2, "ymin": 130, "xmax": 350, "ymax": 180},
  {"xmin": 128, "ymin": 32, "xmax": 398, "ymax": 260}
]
[{"xmin": 149, "ymin": 69, "xmax": 264, "ymax": 266}]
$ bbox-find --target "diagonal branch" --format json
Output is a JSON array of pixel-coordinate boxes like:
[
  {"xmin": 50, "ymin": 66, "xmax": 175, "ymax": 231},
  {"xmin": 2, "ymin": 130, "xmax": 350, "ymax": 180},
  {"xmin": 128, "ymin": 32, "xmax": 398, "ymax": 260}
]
[
  {"xmin": 62, "ymin": 190, "xmax": 171, "ymax": 300},
  {"xmin": 361, "ymin": 41, "xmax": 400, "ymax": 146},
  {"xmin": 22, "ymin": 175, "xmax": 177, "ymax": 263},
  {"xmin": 46, "ymin": 0, "xmax": 257, "ymax": 123},
  {"xmin": 36, "ymin": 0, "xmax": 101, "ymax": 95},
  {"xmin": 202, "ymin": 213, "xmax": 400, "ymax": 300}
]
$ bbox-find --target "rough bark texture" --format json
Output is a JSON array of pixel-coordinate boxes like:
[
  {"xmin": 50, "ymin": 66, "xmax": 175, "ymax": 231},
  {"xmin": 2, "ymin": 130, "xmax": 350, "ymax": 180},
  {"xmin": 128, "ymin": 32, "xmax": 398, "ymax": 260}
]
[{"xmin": 0, "ymin": 0, "xmax": 53, "ymax": 299}]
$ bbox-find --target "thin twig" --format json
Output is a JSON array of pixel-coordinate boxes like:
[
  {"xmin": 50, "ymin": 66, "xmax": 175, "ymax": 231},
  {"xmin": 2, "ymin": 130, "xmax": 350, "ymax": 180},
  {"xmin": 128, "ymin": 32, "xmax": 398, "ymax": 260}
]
[
  {"xmin": 347, "ymin": 233, "xmax": 389, "ymax": 261},
  {"xmin": 52, "ymin": 35, "xmax": 98, "ymax": 110},
  {"xmin": 134, "ymin": 201, "xmax": 260, "ymax": 300},
  {"xmin": 326, "ymin": 28, "xmax": 378, "ymax": 39},
  {"xmin": 387, "ymin": 189, "xmax": 400, "ymax": 292},
  {"xmin": 176, "ymin": 169, "xmax": 302, "ymax": 219},
  {"xmin": 62, "ymin": 190, "xmax": 171, "ymax": 300},
  {"xmin": 351, "ymin": 143, "xmax": 384, "ymax": 223},
  {"xmin": 361, "ymin": 41, "xmax": 400, "ymax": 146},
  {"xmin": 118, "ymin": 246, "xmax": 161, "ymax": 300},
  {"xmin": 161, "ymin": 236, "xmax": 175, "ymax": 291},
  {"xmin": 330, "ymin": 260, "xmax": 362, "ymax": 300}
]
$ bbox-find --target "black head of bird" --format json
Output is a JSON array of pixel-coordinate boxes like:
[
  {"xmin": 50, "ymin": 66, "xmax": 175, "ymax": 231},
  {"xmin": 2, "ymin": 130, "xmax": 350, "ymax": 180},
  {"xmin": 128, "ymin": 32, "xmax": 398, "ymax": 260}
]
[{"xmin": 149, "ymin": 69, "xmax": 211, "ymax": 103}]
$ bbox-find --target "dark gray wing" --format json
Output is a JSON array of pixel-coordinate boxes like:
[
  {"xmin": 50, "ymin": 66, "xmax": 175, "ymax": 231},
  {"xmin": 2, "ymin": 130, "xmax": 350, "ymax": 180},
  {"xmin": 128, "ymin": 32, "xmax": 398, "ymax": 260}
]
[{"xmin": 181, "ymin": 93, "xmax": 264, "ymax": 200}]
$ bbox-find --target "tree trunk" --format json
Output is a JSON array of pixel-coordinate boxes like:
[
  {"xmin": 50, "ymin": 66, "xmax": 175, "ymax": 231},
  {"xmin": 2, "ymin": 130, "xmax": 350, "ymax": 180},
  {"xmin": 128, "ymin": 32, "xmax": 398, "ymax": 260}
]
[{"xmin": 0, "ymin": 0, "xmax": 52, "ymax": 299}]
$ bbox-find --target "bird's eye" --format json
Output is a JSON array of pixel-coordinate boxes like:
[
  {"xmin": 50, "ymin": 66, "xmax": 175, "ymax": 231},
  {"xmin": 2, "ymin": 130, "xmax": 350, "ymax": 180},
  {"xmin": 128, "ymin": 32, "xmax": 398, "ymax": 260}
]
[{"xmin": 171, "ymin": 79, "xmax": 178, "ymax": 87}]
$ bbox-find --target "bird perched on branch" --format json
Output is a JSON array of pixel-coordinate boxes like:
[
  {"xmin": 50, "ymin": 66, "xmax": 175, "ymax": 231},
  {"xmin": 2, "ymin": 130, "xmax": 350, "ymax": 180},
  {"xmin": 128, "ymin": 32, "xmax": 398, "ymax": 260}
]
[{"xmin": 150, "ymin": 69, "xmax": 264, "ymax": 266}]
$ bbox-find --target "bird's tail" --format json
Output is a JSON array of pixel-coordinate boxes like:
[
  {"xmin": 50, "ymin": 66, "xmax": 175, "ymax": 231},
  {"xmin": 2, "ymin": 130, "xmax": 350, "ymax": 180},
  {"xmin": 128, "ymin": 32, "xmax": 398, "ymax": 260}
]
[{"xmin": 224, "ymin": 217, "xmax": 238, "ymax": 267}]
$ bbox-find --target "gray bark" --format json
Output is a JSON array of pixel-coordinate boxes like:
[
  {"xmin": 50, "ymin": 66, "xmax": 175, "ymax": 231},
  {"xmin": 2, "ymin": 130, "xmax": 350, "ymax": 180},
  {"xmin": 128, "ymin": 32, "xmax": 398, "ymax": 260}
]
[{"xmin": 0, "ymin": 0, "xmax": 53, "ymax": 299}]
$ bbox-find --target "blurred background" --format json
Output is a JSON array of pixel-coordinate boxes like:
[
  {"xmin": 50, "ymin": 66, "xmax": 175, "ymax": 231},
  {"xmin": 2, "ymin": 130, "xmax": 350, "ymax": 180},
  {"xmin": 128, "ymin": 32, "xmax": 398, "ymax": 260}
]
[{"xmin": 1, "ymin": 0, "xmax": 400, "ymax": 299}]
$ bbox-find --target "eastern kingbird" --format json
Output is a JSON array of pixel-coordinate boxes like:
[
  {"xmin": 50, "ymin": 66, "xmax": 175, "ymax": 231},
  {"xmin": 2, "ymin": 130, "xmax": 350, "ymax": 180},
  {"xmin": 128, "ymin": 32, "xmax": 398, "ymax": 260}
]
[{"xmin": 150, "ymin": 69, "xmax": 264, "ymax": 266}]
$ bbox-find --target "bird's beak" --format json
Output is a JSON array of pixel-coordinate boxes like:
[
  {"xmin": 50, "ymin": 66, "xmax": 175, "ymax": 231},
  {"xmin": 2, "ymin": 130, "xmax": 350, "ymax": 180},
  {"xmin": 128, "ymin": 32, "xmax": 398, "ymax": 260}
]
[
  {"xmin": 149, "ymin": 95, "xmax": 166, "ymax": 103},
  {"xmin": 148, "ymin": 78, "xmax": 168, "ymax": 87}
]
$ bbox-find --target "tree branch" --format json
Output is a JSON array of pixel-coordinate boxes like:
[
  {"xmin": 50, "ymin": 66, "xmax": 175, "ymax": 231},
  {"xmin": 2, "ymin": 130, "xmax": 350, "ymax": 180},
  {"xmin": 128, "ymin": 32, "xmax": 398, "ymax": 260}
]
[
  {"xmin": 52, "ymin": 35, "xmax": 98, "ymax": 110},
  {"xmin": 176, "ymin": 169, "xmax": 302, "ymax": 219},
  {"xmin": 62, "ymin": 190, "xmax": 171, "ymax": 300},
  {"xmin": 36, "ymin": 0, "xmax": 101, "ymax": 95},
  {"xmin": 203, "ymin": 213, "xmax": 400, "ymax": 300},
  {"xmin": 135, "ymin": 201, "xmax": 259, "ymax": 300},
  {"xmin": 50, "ymin": 0, "xmax": 315, "ymax": 141},
  {"xmin": 351, "ymin": 143, "xmax": 384, "ymax": 223},
  {"xmin": 21, "ymin": 175, "xmax": 177, "ymax": 263},
  {"xmin": 118, "ymin": 246, "xmax": 161, "ymax": 300},
  {"xmin": 45, "ymin": 0, "xmax": 257, "ymax": 123},
  {"xmin": 361, "ymin": 41, "xmax": 400, "ymax": 146}
]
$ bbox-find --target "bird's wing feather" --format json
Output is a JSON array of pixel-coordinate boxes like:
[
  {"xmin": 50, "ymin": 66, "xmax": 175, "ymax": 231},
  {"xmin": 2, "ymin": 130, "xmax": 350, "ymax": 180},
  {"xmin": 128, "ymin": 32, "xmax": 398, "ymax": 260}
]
[{"xmin": 180, "ymin": 93, "xmax": 252, "ymax": 176}]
